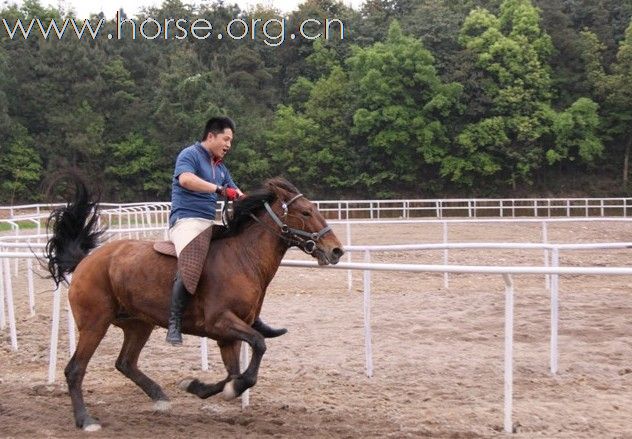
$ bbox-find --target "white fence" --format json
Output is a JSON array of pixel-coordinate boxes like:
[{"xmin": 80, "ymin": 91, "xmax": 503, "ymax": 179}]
[
  {"xmin": 1, "ymin": 214, "xmax": 632, "ymax": 433},
  {"xmin": 3, "ymin": 196, "xmax": 632, "ymax": 234},
  {"xmin": 315, "ymin": 197, "xmax": 632, "ymax": 219}
]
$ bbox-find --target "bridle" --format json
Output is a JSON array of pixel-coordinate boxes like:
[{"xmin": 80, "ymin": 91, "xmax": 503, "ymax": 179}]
[{"xmin": 251, "ymin": 193, "xmax": 332, "ymax": 254}]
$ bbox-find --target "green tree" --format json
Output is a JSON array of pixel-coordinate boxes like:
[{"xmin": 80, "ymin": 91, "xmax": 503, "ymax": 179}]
[
  {"xmin": 581, "ymin": 21, "xmax": 632, "ymax": 186},
  {"xmin": 2, "ymin": 1, "xmax": 107, "ymax": 180},
  {"xmin": 266, "ymin": 105, "xmax": 322, "ymax": 189},
  {"xmin": 548, "ymin": 97, "xmax": 602, "ymax": 165},
  {"xmin": 271, "ymin": 0, "xmax": 357, "ymax": 98},
  {"xmin": 0, "ymin": 47, "xmax": 11, "ymax": 143},
  {"xmin": 266, "ymin": 61, "xmax": 356, "ymax": 195},
  {"xmin": 0, "ymin": 125, "xmax": 42, "ymax": 204},
  {"xmin": 347, "ymin": 21, "xmax": 462, "ymax": 195},
  {"xmin": 608, "ymin": 22, "xmax": 632, "ymax": 185},
  {"xmin": 105, "ymin": 134, "xmax": 171, "ymax": 200},
  {"xmin": 99, "ymin": 57, "xmax": 138, "ymax": 142},
  {"xmin": 451, "ymin": 0, "xmax": 601, "ymax": 190}
]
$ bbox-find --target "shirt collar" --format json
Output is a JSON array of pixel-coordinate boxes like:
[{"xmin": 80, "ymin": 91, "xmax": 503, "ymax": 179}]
[
  {"xmin": 195, "ymin": 142, "xmax": 223, "ymax": 164},
  {"xmin": 195, "ymin": 142, "xmax": 210, "ymax": 158}
]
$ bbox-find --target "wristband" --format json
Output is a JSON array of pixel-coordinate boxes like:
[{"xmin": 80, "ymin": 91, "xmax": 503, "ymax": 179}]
[{"xmin": 215, "ymin": 185, "xmax": 224, "ymax": 194}]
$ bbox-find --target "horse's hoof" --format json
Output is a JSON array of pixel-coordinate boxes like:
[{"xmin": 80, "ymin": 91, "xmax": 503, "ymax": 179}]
[
  {"xmin": 178, "ymin": 378, "xmax": 194, "ymax": 392},
  {"xmin": 153, "ymin": 400, "xmax": 171, "ymax": 412},
  {"xmin": 83, "ymin": 423, "xmax": 101, "ymax": 432},
  {"xmin": 222, "ymin": 380, "xmax": 237, "ymax": 400}
]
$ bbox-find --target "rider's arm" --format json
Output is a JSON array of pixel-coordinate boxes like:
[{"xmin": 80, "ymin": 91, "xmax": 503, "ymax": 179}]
[{"xmin": 178, "ymin": 172, "xmax": 222, "ymax": 194}]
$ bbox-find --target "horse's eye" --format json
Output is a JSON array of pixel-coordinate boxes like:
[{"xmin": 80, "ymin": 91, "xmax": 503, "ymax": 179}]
[{"xmin": 301, "ymin": 211, "xmax": 311, "ymax": 217}]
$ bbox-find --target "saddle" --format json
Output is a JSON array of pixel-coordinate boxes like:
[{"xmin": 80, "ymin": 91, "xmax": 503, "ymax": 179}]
[
  {"xmin": 153, "ymin": 241, "xmax": 177, "ymax": 257},
  {"xmin": 153, "ymin": 226, "xmax": 213, "ymax": 294}
]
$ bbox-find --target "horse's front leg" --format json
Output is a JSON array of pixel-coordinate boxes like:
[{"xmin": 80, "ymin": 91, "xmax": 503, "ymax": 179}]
[{"xmin": 180, "ymin": 312, "xmax": 266, "ymax": 399}]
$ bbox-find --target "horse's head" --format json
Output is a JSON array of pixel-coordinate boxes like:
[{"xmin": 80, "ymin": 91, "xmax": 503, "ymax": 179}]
[{"xmin": 262, "ymin": 177, "xmax": 344, "ymax": 265}]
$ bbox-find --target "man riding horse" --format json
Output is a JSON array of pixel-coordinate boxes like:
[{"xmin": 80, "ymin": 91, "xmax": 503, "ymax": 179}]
[{"xmin": 166, "ymin": 116, "xmax": 286, "ymax": 345}]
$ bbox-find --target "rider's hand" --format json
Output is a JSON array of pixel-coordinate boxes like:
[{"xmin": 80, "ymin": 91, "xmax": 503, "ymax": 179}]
[{"xmin": 224, "ymin": 187, "xmax": 239, "ymax": 201}]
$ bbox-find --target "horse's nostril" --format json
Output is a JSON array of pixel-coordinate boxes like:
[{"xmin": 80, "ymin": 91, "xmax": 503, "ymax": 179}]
[{"xmin": 333, "ymin": 247, "xmax": 344, "ymax": 258}]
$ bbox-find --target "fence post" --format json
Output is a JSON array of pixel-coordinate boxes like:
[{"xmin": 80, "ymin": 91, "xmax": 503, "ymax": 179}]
[
  {"xmin": 542, "ymin": 221, "xmax": 550, "ymax": 290},
  {"xmin": 240, "ymin": 342, "xmax": 250, "ymax": 408},
  {"xmin": 363, "ymin": 250, "xmax": 373, "ymax": 378},
  {"xmin": 550, "ymin": 248, "xmax": 560, "ymax": 375},
  {"xmin": 346, "ymin": 221, "xmax": 352, "ymax": 293},
  {"xmin": 443, "ymin": 222, "xmax": 449, "ymax": 289},
  {"xmin": 3, "ymin": 257, "xmax": 18, "ymax": 351},
  {"xmin": 48, "ymin": 284, "xmax": 62, "ymax": 384},
  {"xmin": 503, "ymin": 273, "xmax": 514, "ymax": 434},
  {"xmin": 0, "ymin": 257, "xmax": 5, "ymax": 330},
  {"xmin": 200, "ymin": 338, "xmax": 209, "ymax": 371},
  {"xmin": 27, "ymin": 258, "xmax": 35, "ymax": 316}
]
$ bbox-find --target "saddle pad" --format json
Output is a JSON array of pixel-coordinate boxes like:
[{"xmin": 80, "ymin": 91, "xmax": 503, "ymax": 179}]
[
  {"xmin": 153, "ymin": 226, "xmax": 213, "ymax": 294},
  {"xmin": 153, "ymin": 241, "xmax": 176, "ymax": 257},
  {"xmin": 178, "ymin": 226, "xmax": 213, "ymax": 294}
]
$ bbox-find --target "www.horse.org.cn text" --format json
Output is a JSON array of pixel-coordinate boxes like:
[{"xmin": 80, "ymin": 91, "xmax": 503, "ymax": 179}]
[{"xmin": 1, "ymin": 12, "xmax": 346, "ymax": 46}]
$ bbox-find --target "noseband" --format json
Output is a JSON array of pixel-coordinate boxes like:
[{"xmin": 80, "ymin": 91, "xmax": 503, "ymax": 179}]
[{"xmin": 252, "ymin": 193, "xmax": 331, "ymax": 254}]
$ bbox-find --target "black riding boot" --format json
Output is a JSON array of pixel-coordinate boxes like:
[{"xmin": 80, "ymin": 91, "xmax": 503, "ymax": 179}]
[
  {"xmin": 166, "ymin": 273, "xmax": 190, "ymax": 346},
  {"xmin": 252, "ymin": 317, "xmax": 287, "ymax": 338}
]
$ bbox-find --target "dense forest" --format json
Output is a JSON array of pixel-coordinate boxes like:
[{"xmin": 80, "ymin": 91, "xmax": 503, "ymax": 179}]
[{"xmin": 1, "ymin": 0, "xmax": 631, "ymax": 202}]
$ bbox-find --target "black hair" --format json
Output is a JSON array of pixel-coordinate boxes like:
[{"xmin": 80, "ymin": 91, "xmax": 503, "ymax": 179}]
[
  {"xmin": 44, "ymin": 178, "xmax": 106, "ymax": 287},
  {"xmin": 212, "ymin": 177, "xmax": 300, "ymax": 239},
  {"xmin": 201, "ymin": 116, "xmax": 236, "ymax": 141}
]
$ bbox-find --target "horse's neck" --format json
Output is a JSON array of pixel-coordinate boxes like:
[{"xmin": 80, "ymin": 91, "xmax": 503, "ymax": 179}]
[{"xmin": 234, "ymin": 220, "xmax": 289, "ymax": 285}]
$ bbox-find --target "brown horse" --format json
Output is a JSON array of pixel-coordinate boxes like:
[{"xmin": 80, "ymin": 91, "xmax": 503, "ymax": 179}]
[{"xmin": 44, "ymin": 177, "xmax": 344, "ymax": 431}]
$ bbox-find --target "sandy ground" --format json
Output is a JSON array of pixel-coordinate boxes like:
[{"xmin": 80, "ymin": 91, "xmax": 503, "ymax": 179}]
[{"xmin": 1, "ymin": 220, "xmax": 631, "ymax": 438}]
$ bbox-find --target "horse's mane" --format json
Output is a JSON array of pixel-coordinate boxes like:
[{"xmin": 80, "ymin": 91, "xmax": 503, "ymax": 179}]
[{"xmin": 213, "ymin": 177, "xmax": 300, "ymax": 239}]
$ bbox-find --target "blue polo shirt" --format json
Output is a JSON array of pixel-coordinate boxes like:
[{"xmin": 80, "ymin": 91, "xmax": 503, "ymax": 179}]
[{"xmin": 169, "ymin": 142, "xmax": 237, "ymax": 227}]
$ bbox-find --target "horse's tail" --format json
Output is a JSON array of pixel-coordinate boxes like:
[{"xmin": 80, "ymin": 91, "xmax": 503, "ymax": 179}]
[{"xmin": 44, "ymin": 179, "xmax": 106, "ymax": 287}]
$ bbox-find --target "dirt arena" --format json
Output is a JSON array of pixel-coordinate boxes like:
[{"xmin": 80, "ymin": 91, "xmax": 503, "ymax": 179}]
[{"xmin": 1, "ymin": 220, "xmax": 631, "ymax": 438}]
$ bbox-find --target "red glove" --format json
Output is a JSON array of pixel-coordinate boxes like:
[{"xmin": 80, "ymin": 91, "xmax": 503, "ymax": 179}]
[
  {"xmin": 215, "ymin": 185, "xmax": 240, "ymax": 201},
  {"xmin": 224, "ymin": 187, "xmax": 239, "ymax": 201}
]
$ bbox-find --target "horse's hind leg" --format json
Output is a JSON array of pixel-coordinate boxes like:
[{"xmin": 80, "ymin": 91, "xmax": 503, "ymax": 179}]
[
  {"xmin": 115, "ymin": 320, "xmax": 170, "ymax": 410},
  {"xmin": 65, "ymin": 320, "xmax": 110, "ymax": 431},
  {"xmin": 180, "ymin": 340, "xmax": 240, "ymax": 399}
]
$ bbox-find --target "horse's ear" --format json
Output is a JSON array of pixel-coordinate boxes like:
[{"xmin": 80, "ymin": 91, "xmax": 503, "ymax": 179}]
[
  {"xmin": 273, "ymin": 185, "xmax": 292, "ymax": 201},
  {"xmin": 265, "ymin": 177, "xmax": 295, "ymax": 201}
]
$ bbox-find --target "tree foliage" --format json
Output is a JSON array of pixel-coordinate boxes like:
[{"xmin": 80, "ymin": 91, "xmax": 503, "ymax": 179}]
[
  {"xmin": 581, "ymin": 21, "xmax": 632, "ymax": 185},
  {"xmin": 0, "ymin": 0, "xmax": 629, "ymax": 202},
  {"xmin": 445, "ymin": 0, "xmax": 601, "ymax": 190}
]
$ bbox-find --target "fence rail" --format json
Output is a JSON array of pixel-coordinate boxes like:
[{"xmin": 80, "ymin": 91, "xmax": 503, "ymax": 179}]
[
  {"xmin": 3, "ymin": 197, "xmax": 632, "ymax": 230},
  {"xmin": 313, "ymin": 197, "xmax": 632, "ymax": 219}
]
